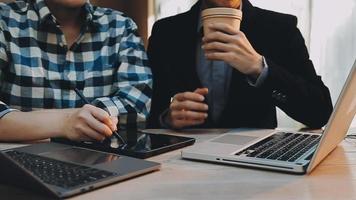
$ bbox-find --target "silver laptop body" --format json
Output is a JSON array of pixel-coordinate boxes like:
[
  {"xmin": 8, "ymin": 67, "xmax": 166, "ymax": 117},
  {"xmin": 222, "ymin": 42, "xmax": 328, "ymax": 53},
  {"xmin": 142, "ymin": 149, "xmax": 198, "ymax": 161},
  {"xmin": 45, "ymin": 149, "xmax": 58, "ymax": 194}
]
[
  {"xmin": 1, "ymin": 143, "xmax": 161, "ymax": 198},
  {"xmin": 182, "ymin": 59, "xmax": 356, "ymax": 174}
]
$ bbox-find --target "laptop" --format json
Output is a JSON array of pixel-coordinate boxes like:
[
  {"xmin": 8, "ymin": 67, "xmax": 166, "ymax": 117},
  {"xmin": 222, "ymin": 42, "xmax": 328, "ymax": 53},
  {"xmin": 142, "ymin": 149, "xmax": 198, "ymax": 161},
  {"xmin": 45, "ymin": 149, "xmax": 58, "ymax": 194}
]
[
  {"xmin": 182, "ymin": 59, "xmax": 356, "ymax": 174},
  {"xmin": 0, "ymin": 142, "xmax": 160, "ymax": 198}
]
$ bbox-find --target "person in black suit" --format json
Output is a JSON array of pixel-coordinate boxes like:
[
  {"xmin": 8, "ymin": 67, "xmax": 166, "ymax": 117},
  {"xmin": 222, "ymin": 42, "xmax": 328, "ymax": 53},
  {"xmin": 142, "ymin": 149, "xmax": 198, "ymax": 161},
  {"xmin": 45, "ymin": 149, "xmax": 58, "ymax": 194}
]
[{"xmin": 147, "ymin": 0, "xmax": 333, "ymax": 129}]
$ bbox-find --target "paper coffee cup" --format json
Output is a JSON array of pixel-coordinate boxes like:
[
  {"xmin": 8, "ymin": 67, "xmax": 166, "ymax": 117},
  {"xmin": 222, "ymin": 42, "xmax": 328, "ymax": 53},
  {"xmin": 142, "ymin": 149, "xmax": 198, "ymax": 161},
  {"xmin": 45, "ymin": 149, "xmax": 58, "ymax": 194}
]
[{"xmin": 201, "ymin": 8, "xmax": 243, "ymax": 36}]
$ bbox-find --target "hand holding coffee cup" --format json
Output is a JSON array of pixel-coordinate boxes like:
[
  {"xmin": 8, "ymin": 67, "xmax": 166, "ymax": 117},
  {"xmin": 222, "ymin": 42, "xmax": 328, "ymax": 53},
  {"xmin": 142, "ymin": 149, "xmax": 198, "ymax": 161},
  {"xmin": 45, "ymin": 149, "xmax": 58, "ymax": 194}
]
[{"xmin": 201, "ymin": 8, "xmax": 264, "ymax": 78}]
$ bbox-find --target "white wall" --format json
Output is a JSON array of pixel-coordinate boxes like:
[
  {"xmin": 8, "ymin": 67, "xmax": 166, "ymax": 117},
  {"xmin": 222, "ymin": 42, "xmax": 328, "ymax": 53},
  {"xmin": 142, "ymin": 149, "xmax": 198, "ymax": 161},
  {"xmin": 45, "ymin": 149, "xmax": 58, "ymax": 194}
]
[
  {"xmin": 155, "ymin": 0, "xmax": 197, "ymax": 20},
  {"xmin": 250, "ymin": 0, "xmax": 311, "ymax": 49},
  {"xmin": 309, "ymin": 0, "xmax": 356, "ymax": 128}
]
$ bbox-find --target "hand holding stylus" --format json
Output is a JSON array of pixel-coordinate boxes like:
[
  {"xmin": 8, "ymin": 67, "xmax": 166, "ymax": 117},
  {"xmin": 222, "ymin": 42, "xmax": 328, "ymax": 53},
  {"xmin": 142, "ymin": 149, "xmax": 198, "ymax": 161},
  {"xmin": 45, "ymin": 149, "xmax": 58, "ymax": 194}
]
[
  {"xmin": 62, "ymin": 104, "xmax": 118, "ymax": 141},
  {"xmin": 60, "ymin": 88, "xmax": 119, "ymax": 142}
]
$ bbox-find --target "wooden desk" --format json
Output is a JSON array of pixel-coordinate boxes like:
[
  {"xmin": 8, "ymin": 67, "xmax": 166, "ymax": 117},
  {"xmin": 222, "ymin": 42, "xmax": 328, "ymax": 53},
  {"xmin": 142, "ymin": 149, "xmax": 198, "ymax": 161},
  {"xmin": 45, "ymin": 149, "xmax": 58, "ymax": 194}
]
[{"xmin": 1, "ymin": 128, "xmax": 356, "ymax": 200}]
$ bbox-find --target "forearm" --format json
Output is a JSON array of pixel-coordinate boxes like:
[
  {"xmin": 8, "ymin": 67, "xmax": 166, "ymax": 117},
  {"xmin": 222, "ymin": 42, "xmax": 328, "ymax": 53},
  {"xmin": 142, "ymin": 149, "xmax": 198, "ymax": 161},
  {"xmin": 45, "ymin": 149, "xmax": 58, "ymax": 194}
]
[{"xmin": 0, "ymin": 110, "xmax": 69, "ymax": 142}]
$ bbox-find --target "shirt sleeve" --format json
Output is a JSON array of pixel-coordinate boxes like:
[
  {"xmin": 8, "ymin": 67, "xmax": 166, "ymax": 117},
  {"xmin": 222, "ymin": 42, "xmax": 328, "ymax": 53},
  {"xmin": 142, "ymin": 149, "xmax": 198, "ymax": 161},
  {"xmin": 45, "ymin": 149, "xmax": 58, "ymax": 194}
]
[
  {"xmin": 0, "ymin": 24, "xmax": 15, "ymax": 119},
  {"xmin": 246, "ymin": 56, "xmax": 269, "ymax": 87},
  {"xmin": 92, "ymin": 18, "xmax": 152, "ymax": 128}
]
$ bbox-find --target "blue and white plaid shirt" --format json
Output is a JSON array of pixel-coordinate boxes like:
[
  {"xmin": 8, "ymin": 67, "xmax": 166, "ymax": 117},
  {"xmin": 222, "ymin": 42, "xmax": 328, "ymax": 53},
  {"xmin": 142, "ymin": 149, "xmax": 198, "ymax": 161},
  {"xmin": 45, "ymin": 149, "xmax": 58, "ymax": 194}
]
[{"xmin": 0, "ymin": 0, "xmax": 152, "ymax": 126}]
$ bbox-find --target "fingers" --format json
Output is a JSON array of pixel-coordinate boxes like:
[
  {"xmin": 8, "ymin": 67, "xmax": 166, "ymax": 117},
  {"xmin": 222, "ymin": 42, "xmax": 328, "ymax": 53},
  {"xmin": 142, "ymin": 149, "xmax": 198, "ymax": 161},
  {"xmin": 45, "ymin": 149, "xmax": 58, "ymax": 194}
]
[
  {"xmin": 65, "ymin": 106, "xmax": 120, "ymax": 142},
  {"xmin": 201, "ymin": 25, "xmax": 262, "ymax": 75},
  {"xmin": 202, "ymin": 41, "xmax": 238, "ymax": 54},
  {"xmin": 208, "ymin": 23, "xmax": 239, "ymax": 35},
  {"xmin": 202, "ymin": 24, "xmax": 246, "ymax": 46},
  {"xmin": 171, "ymin": 100, "xmax": 208, "ymax": 112},
  {"xmin": 171, "ymin": 90, "xmax": 208, "ymax": 112},
  {"xmin": 169, "ymin": 102, "xmax": 208, "ymax": 129},
  {"xmin": 174, "ymin": 92, "xmax": 205, "ymax": 102},
  {"xmin": 203, "ymin": 31, "xmax": 236, "ymax": 44},
  {"xmin": 79, "ymin": 105, "xmax": 116, "ymax": 137},
  {"xmin": 171, "ymin": 110, "xmax": 208, "ymax": 120},
  {"xmin": 85, "ymin": 104, "xmax": 110, "ymax": 123},
  {"xmin": 79, "ymin": 125, "xmax": 106, "ymax": 141},
  {"xmin": 168, "ymin": 89, "xmax": 209, "ymax": 129},
  {"xmin": 205, "ymin": 52, "xmax": 236, "ymax": 62},
  {"xmin": 84, "ymin": 104, "xmax": 116, "ymax": 131},
  {"xmin": 194, "ymin": 88, "xmax": 209, "ymax": 96},
  {"xmin": 71, "ymin": 120, "xmax": 106, "ymax": 141},
  {"xmin": 85, "ymin": 114, "xmax": 113, "ymax": 137}
]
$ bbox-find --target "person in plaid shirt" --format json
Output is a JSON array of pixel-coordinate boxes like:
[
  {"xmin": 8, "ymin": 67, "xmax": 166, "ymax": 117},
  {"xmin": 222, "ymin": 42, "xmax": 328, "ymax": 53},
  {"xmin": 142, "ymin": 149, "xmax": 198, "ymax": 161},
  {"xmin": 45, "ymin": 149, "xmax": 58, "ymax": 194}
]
[{"xmin": 0, "ymin": 0, "xmax": 152, "ymax": 141}]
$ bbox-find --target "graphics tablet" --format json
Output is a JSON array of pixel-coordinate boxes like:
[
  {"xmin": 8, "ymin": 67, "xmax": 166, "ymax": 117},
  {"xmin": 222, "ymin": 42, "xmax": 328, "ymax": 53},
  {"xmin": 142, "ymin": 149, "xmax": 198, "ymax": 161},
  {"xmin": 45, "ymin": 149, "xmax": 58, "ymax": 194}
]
[{"xmin": 52, "ymin": 130, "xmax": 195, "ymax": 158}]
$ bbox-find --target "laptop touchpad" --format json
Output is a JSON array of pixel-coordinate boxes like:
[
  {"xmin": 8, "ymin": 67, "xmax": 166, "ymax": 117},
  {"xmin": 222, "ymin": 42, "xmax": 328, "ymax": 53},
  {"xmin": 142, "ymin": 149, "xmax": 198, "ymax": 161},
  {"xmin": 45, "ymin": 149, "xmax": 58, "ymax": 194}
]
[
  {"xmin": 41, "ymin": 148, "xmax": 119, "ymax": 165},
  {"xmin": 211, "ymin": 135, "xmax": 258, "ymax": 145}
]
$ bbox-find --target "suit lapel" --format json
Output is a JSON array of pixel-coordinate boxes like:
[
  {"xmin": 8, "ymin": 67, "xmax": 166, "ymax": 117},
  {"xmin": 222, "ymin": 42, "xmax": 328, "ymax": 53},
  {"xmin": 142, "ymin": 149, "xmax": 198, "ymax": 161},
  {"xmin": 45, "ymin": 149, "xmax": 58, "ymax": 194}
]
[
  {"xmin": 174, "ymin": 1, "xmax": 203, "ymax": 91},
  {"xmin": 240, "ymin": 0, "xmax": 257, "ymax": 34}
]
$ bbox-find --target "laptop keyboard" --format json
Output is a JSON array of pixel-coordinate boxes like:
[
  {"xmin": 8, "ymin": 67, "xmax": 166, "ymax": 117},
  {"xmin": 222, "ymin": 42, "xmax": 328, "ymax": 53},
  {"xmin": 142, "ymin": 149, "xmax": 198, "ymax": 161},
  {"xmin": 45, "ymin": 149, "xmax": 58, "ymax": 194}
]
[
  {"xmin": 236, "ymin": 132, "xmax": 321, "ymax": 162},
  {"xmin": 5, "ymin": 150, "xmax": 117, "ymax": 189}
]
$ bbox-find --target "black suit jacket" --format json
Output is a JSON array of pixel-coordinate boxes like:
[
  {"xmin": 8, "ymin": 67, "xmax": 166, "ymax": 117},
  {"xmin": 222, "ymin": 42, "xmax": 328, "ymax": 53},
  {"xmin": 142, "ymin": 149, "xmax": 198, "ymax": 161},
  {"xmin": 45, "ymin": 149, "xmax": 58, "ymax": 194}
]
[{"xmin": 147, "ymin": 0, "xmax": 333, "ymax": 129}]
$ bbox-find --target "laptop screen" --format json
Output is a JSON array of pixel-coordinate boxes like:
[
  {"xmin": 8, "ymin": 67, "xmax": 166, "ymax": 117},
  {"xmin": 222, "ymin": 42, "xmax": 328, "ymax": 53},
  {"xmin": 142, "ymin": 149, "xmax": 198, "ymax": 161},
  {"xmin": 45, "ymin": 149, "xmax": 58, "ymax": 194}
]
[{"xmin": 307, "ymin": 59, "xmax": 356, "ymax": 173}]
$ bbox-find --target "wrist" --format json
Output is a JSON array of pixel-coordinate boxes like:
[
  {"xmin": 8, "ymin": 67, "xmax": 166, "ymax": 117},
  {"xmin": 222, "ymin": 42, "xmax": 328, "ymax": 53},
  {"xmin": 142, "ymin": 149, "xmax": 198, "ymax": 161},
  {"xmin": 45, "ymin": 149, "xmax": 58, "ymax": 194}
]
[
  {"xmin": 54, "ymin": 109, "xmax": 77, "ymax": 138},
  {"xmin": 59, "ymin": 112, "xmax": 70, "ymax": 138},
  {"xmin": 249, "ymin": 55, "xmax": 263, "ymax": 78}
]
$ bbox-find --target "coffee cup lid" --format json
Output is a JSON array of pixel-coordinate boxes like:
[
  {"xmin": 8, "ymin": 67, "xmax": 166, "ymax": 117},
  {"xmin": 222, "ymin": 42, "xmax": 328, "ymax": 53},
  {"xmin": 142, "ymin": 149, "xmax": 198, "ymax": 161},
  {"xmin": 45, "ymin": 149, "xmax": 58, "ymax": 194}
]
[{"xmin": 202, "ymin": 8, "xmax": 242, "ymax": 18}]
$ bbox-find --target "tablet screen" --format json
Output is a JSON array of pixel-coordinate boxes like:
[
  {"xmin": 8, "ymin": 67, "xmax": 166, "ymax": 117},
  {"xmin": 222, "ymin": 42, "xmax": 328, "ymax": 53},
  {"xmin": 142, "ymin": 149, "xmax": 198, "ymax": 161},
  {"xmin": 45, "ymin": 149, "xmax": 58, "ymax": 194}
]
[{"xmin": 52, "ymin": 131, "xmax": 195, "ymax": 158}]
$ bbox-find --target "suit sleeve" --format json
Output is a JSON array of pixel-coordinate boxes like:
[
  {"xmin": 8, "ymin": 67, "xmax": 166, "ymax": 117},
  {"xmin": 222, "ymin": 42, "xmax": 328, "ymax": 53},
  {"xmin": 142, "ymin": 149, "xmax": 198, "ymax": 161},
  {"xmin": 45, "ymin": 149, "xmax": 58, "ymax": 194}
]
[
  {"xmin": 262, "ymin": 17, "xmax": 333, "ymax": 128},
  {"xmin": 146, "ymin": 21, "xmax": 172, "ymax": 128}
]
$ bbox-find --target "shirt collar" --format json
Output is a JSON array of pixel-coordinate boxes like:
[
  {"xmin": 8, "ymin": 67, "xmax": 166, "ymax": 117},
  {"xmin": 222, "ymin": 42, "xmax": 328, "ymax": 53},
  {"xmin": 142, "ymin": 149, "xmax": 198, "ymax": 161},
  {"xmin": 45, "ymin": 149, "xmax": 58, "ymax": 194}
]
[
  {"xmin": 33, "ymin": 0, "xmax": 102, "ymax": 31},
  {"xmin": 197, "ymin": 2, "xmax": 244, "ymax": 34},
  {"xmin": 34, "ymin": 0, "xmax": 52, "ymax": 25}
]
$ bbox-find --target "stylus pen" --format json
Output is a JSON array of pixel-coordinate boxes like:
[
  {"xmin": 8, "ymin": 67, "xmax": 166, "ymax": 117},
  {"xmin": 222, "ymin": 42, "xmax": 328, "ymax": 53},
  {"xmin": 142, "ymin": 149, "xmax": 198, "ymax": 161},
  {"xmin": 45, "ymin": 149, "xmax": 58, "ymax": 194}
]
[{"xmin": 74, "ymin": 88, "xmax": 127, "ymax": 145}]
